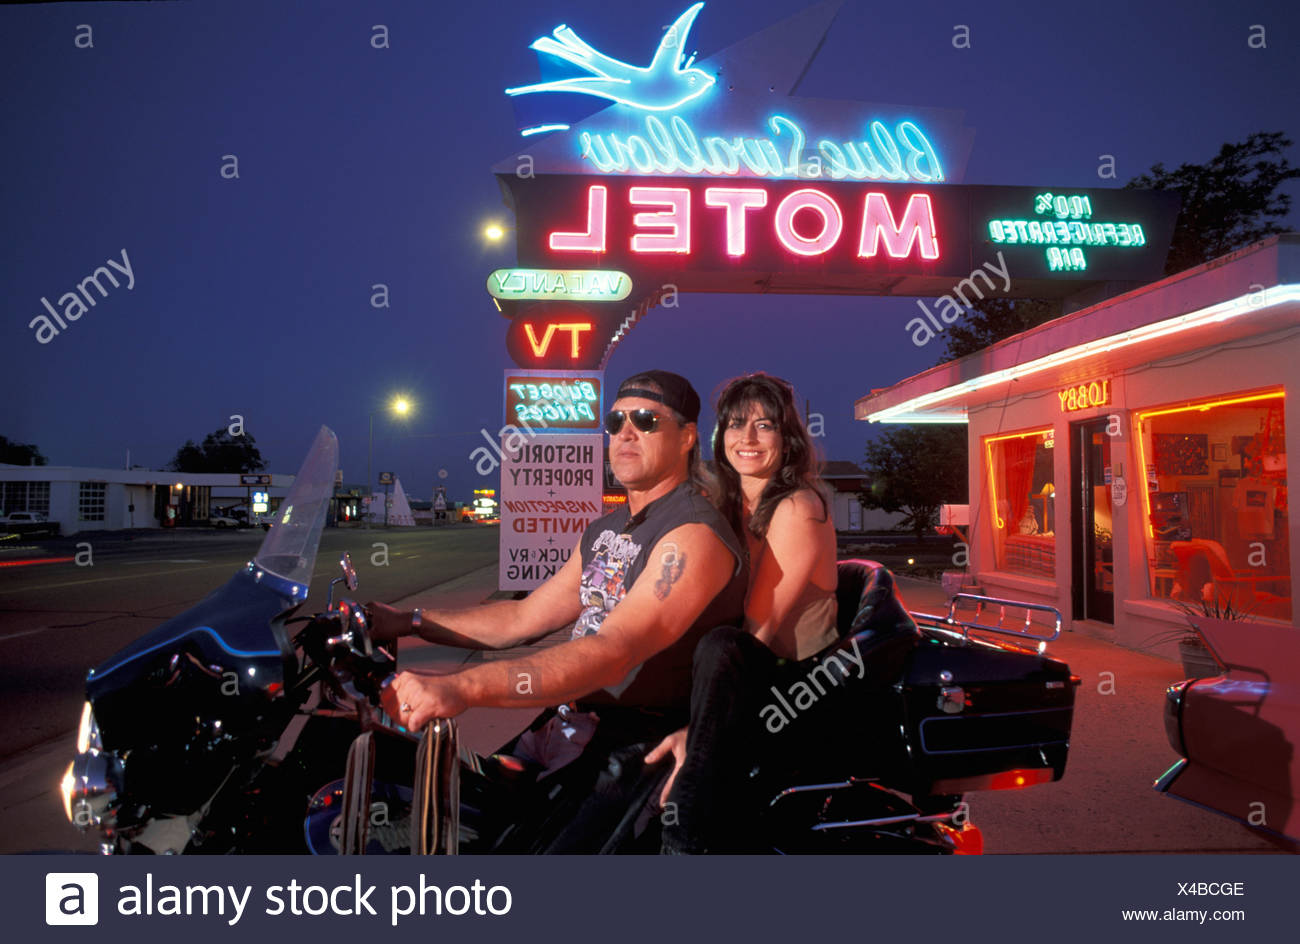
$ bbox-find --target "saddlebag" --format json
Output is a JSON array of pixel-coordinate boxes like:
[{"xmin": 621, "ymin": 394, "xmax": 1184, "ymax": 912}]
[{"xmin": 898, "ymin": 634, "xmax": 1075, "ymax": 795}]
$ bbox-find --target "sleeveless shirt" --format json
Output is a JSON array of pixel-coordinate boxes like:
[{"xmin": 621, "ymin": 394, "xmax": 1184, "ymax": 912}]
[{"xmin": 573, "ymin": 482, "xmax": 747, "ymax": 709}]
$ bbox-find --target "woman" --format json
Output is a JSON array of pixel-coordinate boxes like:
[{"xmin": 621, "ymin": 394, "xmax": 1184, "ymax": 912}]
[{"xmin": 647, "ymin": 372, "xmax": 838, "ymax": 853}]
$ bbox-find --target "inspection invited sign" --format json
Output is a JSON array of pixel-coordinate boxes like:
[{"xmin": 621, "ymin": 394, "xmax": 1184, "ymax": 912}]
[{"xmin": 499, "ymin": 433, "xmax": 604, "ymax": 591}]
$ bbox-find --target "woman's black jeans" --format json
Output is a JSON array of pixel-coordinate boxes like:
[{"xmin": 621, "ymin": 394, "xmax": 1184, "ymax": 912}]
[{"xmin": 660, "ymin": 624, "xmax": 798, "ymax": 854}]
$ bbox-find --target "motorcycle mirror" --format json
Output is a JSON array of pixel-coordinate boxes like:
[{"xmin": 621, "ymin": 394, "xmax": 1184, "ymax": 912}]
[{"xmin": 340, "ymin": 552, "xmax": 357, "ymax": 591}]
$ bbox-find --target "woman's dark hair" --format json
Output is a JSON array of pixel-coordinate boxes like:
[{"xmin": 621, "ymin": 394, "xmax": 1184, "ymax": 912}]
[{"xmin": 711, "ymin": 372, "xmax": 828, "ymax": 540}]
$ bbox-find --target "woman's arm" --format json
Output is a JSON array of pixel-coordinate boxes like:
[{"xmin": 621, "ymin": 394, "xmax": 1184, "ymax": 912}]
[{"xmin": 744, "ymin": 489, "xmax": 834, "ymax": 651}]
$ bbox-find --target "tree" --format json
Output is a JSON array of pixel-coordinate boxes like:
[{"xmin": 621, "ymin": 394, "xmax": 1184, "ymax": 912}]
[
  {"xmin": 0, "ymin": 435, "xmax": 47, "ymax": 466},
  {"xmin": 860, "ymin": 426, "xmax": 967, "ymax": 540},
  {"xmin": 940, "ymin": 297, "xmax": 1061, "ymax": 362},
  {"xmin": 1126, "ymin": 131, "xmax": 1300, "ymax": 277},
  {"xmin": 166, "ymin": 428, "xmax": 266, "ymax": 473},
  {"xmin": 943, "ymin": 131, "xmax": 1299, "ymax": 361}
]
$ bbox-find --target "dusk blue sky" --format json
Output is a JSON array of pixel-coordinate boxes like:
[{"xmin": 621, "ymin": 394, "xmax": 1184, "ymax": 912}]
[{"xmin": 3, "ymin": 0, "xmax": 1297, "ymax": 502}]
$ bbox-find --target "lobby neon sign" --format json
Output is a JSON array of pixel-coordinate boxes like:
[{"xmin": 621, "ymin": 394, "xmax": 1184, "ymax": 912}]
[{"xmin": 547, "ymin": 184, "xmax": 941, "ymax": 261}]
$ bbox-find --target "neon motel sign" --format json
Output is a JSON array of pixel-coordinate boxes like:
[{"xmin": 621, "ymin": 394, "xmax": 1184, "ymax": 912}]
[{"xmin": 545, "ymin": 184, "xmax": 941, "ymax": 260}]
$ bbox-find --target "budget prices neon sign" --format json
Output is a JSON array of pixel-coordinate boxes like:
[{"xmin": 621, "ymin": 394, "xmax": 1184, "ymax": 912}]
[
  {"xmin": 987, "ymin": 192, "xmax": 1147, "ymax": 272},
  {"xmin": 544, "ymin": 181, "xmax": 940, "ymax": 263},
  {"xmin": 504, "ymin": 371, "xmax": 603, "ymax": 430}
]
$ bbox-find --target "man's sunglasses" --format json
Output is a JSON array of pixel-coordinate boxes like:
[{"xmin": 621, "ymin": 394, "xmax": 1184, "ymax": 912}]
[{"xmin": 605, "ymin": 409, "xmax": 672, "ymax": 435}]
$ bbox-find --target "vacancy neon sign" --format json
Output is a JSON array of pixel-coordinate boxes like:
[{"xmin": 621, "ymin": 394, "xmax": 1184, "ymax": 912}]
[{"xmin": 547, "ymin": 184, "xmax": 940, "ymax": 261}]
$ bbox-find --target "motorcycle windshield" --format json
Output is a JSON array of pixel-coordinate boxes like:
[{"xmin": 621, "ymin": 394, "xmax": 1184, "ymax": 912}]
[{"xmin": 252, "ymin": 426, "xmax": 338, "ymax": 595}]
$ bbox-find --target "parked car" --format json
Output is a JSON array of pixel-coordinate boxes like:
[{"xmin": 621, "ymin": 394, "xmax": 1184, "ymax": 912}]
[
  {"xmin": 0, "ymin": 511, "xmax": 60, "ymax": 536},
  {"xmin": 1156, "ymin": 616, "xmax": 1300, "ymax": 850},
  {"xmin": 210, "ymin": 512, "xmax": 241, "ymax": 529}
]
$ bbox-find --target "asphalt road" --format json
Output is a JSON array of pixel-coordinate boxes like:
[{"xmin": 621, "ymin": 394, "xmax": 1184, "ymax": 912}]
[{"xmin": 0, "ymin": 524, "xmax": 499, "ymax": 761}]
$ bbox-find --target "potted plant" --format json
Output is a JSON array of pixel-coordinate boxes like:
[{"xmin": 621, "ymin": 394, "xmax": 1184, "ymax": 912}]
[
  {"xmin": 1139, "ymin": 595, "xmax": 1259, "ymax": 677},
  {"xmin": 1170, "ymin": 597, "xmax": 1260, "ymax": 677}
]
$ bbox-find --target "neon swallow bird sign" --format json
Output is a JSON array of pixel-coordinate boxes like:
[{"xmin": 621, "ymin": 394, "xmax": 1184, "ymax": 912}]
[{"xmin": 505, "ymin": 2, "xmax": 714, "ymax": 112}]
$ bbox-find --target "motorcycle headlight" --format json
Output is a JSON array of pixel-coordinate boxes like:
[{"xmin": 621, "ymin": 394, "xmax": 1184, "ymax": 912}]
[
  {"xmin": 63, "ymin": 702, "xmax": 120, "ymax": 831},
  {"xmin": 76, "ymin": 701, "xmax": 100, "ymax": 754}
]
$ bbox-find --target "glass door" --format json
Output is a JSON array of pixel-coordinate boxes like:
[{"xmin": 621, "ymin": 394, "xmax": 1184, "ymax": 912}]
[{"xmin": 1071, "ymin": 419, "xmax": 1114, "ymax": 623}]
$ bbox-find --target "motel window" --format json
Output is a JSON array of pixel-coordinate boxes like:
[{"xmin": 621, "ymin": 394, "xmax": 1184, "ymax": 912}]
[
  {"xmin": 78, "ymin": 482, "xmax": 107, "ymax": 521},
  {"xmin": 2, "ymin": 481, "xmax": 50, "ymax": 516},
  {"xmin": 985, "ymin": 428, "xmax": 1057, "ymax": 577},
  {"xmin": 1136, "ymin": 390, "xmax": 1290, "ymax": 622}
]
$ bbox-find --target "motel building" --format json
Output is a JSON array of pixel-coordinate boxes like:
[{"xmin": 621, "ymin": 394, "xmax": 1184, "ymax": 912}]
[
  {"xmin": 856, "ymin": 235, "xmax": 1298, "ymax": 654},
  {"xmin": 0, "ymin": 465, "xmax": 294, "ymax": 534}
]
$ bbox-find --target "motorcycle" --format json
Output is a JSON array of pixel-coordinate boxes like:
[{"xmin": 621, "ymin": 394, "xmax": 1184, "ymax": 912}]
[{"xmin": 61, "ymin": 425, "xmax": 1079, "ymax": 854}]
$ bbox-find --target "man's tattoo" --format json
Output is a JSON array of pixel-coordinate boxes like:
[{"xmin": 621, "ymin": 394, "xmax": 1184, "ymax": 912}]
[{"xmin": 654, "ymin": 547, "xmax": 687, "ymax": 600}]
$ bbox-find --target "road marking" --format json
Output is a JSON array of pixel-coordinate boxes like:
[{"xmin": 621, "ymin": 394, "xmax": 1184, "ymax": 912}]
[
  {"xmin": 0, "ymin": 627, "xmax": 50, "ymax": 642},
  {"xmin": 121, "ymin": 559, "xmax": 207, "ymax": 565},
  {"xmin": 0, "ymin": 562, "xmax": 234, "ymax": 592}
]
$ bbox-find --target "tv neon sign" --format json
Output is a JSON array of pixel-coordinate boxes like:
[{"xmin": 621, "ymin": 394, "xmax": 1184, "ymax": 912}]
[
  {"xmin": 987, "ymin": 192, "xmax": 1147, "ymax": 272},
  {"xmin": 547, "ymin": 184, "xmax": 941, "ymax": 261},
  {"xmin": 488, "ymin": 268, "xmax": 632, "ymax": 301},
  {"xmin": 506, "ymin": 313, "xmax": 605, "ymax": 369}
]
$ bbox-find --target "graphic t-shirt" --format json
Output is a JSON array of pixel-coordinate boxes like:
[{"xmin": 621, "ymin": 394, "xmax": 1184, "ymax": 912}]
[{"xmin": 572, "ymin": 482, "xmax": 747, "ymax": 709}]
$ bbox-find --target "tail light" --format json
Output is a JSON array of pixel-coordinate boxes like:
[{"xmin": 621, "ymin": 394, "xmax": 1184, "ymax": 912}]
[
  {"xmin": 930, "ymin": 767, "xmax": 1056, "ymax": 793},
  {"xmin": 935, "ymin": 821, "xmax": 983, "ymax": 854}
]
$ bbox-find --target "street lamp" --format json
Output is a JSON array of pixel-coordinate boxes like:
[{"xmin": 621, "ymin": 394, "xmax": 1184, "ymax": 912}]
[
  {"xmin": 483, "ymin": 222, "xmax": 506, "ymax": 242},
  {"xmin": 366, "ymin": 394, "xmax": 414, "ymax": 529}
]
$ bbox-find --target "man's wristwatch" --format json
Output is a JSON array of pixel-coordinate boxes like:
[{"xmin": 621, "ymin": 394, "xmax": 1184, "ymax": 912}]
[{"xmin": 410, "ymin": 608, "xmax": 423, "ymax": 636}]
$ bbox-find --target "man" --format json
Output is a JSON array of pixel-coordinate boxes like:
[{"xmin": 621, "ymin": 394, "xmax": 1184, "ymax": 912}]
[{"xmin": 368, "ymin": 370, "xmax": 746, "ymax": 849}]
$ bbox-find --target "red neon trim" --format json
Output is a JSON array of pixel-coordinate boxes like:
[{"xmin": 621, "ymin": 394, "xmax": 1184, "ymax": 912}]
[
  {"xmin": 704, "ymin": 187, "xmax": 768, "ymax": 256},
  {"xmin": 774, "ymin": 188, "xmax": 842, "ymax": 256},
  {"xmin": 549, "ymin": 185, "xmax": 608, "ymax": 253},
  {"xmin": 858, "ymin": 192, "xmax": 940, "ymax": 260},
  {"xmin": 629, "ymin": 186, "xmax": 691, "ymax": 253},
  {"xmin": 0, "ymin": 556, "xmax": 76, "ymax": 568}
]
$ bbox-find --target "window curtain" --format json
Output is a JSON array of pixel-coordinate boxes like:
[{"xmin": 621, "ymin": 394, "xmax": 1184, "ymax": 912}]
[{"xmin": 1003, "ymin": 438, "xmax": 1038, "ymax": 531}]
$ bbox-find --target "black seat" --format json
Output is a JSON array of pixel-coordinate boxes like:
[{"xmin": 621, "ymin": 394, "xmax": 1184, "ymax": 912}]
[{"xmin": 825, "ymin": 559, "xmax": 920, "ymax": 685}]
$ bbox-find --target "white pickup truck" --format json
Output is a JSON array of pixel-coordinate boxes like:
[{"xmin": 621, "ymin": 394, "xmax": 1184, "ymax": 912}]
[{"xmin": 0, "ymin": 511, "xmax": 60, "ymax": 536}]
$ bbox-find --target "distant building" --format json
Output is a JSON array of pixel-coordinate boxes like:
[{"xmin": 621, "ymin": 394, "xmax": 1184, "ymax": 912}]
[
  {"xmin": 819, "ymin": 461, "xmax": 904, "ymax": 532},
  {"xmin": 0, "ymin": 465, "xmax": 293, "ymax": 534}
]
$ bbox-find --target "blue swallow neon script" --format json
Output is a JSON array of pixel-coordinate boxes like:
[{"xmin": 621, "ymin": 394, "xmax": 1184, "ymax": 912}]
[
  {"xmin": 580, "ymin": 114, "xmax": 945, "ymax": 182},
  {"xmin": 506, "ymin": 2, "xmax": 714, "ymax": 113}
]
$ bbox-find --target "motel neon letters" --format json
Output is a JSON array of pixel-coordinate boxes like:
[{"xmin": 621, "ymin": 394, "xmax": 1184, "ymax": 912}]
[
  {"xmin": 548, "ymin": 184, "xmax": 941, "ymax": 261},
  {"xmin": 1058, "ymin": 379, "xmax": 1111, "ymax": 413}
]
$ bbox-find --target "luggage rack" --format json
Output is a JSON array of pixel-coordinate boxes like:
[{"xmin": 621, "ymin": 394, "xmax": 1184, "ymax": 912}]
[{"xmin": 910, "ymin": 593, "xmax": 1062, "ymax": 650}]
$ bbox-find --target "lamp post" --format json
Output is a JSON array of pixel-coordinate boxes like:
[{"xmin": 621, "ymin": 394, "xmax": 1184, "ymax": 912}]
[{"xmin": 366, "ymin": 395, "xmax": 412, "ymax": 529}]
